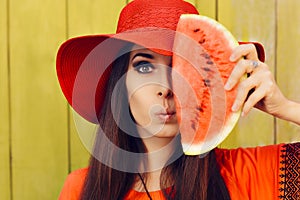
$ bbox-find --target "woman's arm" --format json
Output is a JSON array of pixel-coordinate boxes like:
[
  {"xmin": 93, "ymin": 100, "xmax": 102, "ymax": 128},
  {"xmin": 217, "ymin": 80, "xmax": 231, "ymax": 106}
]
[
  {"xmin": 275, "ymin": 99, "xmax": 300, "ymax": 125},
  {"xmin": 225, "ymin": 44, "xmax": 300, "ymax": 126}
]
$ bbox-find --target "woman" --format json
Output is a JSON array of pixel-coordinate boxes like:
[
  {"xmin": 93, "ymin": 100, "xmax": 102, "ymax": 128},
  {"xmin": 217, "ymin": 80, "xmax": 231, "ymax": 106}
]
[{"xmin": 57, "ymin": 0, "xmax": 300, "ymax": 199}]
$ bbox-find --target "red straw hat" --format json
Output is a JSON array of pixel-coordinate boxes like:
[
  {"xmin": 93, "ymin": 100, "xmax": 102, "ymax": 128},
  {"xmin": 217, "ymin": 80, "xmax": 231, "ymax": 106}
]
[{"xmin": 56, "ymin": 0, "xmax": 265, "ymax": 124}]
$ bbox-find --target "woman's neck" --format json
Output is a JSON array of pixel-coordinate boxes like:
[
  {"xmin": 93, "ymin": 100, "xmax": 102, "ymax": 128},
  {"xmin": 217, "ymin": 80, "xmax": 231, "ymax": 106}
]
[
  {"xmin": 134, "ymin": 135, "xmax": 179, "ymax": 192},
  {"xmin": 142, "ymin": 135, "xmax": 177, "ymax": 171}
]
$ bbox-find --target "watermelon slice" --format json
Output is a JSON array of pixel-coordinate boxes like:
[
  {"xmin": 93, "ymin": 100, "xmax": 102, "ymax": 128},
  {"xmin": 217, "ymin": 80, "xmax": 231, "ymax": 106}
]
[{"xmin": 172, "ymin": 14, "xmax": 241, "ymax": 155}]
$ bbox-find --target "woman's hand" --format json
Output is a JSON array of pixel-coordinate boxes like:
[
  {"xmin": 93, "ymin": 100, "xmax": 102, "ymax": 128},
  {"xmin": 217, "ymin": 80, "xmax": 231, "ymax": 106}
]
[{"xmin": 224, "ymin": 44, "xmax": 300, "ymax": 125}]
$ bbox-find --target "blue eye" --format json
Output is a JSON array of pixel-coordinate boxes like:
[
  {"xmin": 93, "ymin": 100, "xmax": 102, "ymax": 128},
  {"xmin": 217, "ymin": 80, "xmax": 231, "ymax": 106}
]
[{"xmin": 134, "ymin": 61, "xmax": 154, "ymax": 74}]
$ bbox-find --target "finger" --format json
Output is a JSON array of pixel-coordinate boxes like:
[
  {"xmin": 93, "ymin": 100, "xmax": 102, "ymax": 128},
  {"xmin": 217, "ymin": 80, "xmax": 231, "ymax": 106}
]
[
  {"xmin": 225, "ymin": 59, "xmax": 261, "ymax": 91},
  {"xmin": 242, "ymin": 84, "xmax": 267, "ymax": 116},
  {"xmin": 230, "ymin": 44, "xmax": 258, "ymax": 62},
  {"xmin": 231, "ymin": 75, "xmax": 260, "ymax": 112}
]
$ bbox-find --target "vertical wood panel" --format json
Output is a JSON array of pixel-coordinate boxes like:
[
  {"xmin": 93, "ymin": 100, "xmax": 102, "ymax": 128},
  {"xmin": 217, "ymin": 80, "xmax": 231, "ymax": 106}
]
[
  {"xmin": 197, "ymin": 0, "xmax": 217, "ymax": 19},
  {"xmin": 9, "ymin": 0, "xmax": 68, "ymax": 199},
  {"xmin": 0, "ymin": 0, "xmax": 11, "ymax": 199},
  {"xmin": 68, "ymin": 0, "xmax": 127, "ymax": 171},
  {"xmin": 277, "ymin": 0, "xmax": 300, "ymax": 142},
  {"xmin": 218, "ymin": 0, "xmax": 276, "ymax": 148},
  {"xmin": 185, "ymin": 0, "xmax": 196, "ymax": 6}
]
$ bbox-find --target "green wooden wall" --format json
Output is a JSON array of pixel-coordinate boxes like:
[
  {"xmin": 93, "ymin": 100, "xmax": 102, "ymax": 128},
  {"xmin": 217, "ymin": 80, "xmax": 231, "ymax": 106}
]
[{"xmin": 0, "ymin": 0, "xmax": 299, "ymax": 199}]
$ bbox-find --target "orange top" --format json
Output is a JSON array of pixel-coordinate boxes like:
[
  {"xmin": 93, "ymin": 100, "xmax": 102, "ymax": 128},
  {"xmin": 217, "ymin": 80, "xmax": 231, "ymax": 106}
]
[{"xmin": 58, "ymin": 143, "xmax": 299, "ymax": 199}]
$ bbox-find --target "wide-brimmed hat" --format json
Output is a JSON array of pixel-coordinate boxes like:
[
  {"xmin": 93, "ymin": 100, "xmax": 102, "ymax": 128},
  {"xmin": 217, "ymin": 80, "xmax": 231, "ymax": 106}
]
[{"xmin": 56, "ymin": 0, "xmax": 265, "ymax": 124}]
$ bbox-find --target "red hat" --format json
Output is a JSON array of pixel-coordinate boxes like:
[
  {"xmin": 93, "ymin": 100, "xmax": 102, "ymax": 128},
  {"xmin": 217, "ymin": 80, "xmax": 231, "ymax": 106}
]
[{"xmin": 56, "ymin": 0, "xmax": 265, "ymax": 124}]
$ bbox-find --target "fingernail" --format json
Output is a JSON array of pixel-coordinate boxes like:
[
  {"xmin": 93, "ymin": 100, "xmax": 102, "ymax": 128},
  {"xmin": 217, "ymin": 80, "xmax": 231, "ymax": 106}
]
[
  {"xmin": 229, "ymin": 54, "xmax": 235, "ymax": 61},
  {"xmin": 231, "ymin": 102, "xmax": 239, "ymax": 112},
  {"xmin": 224, "ymin": 82, "xmax": 231, "ymax": 90},
  {"xmin": 241, "ymin": 110, "xmax": 248, "ymax": 117}
]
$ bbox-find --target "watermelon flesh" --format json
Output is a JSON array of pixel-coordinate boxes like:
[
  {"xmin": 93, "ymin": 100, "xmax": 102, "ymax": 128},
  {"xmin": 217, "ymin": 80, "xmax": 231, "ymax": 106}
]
[{"xmin": 172, "ymin": 14, "xmax": 241, "ymax": 155}]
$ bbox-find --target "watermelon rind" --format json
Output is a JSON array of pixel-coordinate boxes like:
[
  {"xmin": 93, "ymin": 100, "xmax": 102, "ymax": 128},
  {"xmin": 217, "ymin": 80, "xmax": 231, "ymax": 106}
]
[{"xmin": 182, "ymin": 111, "xmax": 241, "ymax": 156}]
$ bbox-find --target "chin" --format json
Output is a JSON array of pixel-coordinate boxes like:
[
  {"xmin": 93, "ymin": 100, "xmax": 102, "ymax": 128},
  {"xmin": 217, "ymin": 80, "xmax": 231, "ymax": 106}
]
[
  {"xmin": 152, "ymin": 125, "xmax": 179, "ymax": 138},
  {"xmin": 136, "ymin": 122, "xmax": 179, "ymax": 138}
]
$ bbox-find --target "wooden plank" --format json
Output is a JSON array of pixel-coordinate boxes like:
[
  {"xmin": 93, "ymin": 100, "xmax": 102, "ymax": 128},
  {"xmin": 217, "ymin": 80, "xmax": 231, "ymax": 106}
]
[
  {"xmin": 276, "ymin": 0, "xmax": 300, "ymax": 143},
  {"xmin": 196, "ymin": 0, "xmax": 217, "ymax": 19},
  {"xmin": 69, "ymin": 112, "xmax": 95, "ymax": 171},
  {"xmin": 9, "ymin": 0, "xmax": 68, "ymax": 199},
  {"xmin": 218, "ymin": 0, "xmax": 276, "ymax": 148},
  {"xmin": 68, "ymin": 0, "xmax": 126, "ymax": 37},
  {"xmin": 0, "ymin": 0, "xmax": 11, "ymax": 199},
  {"xmin": 185, "ymin": 0, "xmax": 196, "ymax": 6},
  {"xmin": 68, "ymin": 0, "xmax": 127, "ymax": 171}
]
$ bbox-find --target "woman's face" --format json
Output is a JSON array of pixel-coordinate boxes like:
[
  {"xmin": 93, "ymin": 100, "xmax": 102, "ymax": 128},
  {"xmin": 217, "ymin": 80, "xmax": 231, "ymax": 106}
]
[{"xmin": 126, "ymin": 45, "xmax": 179, "ymax": 138}]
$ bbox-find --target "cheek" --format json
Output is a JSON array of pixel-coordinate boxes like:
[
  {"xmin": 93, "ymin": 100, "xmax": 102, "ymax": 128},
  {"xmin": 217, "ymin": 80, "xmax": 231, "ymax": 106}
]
[
  {"xmin": 126, "ymin": 72, "xmax": 162, "ymax": 126},
  {"xmin": 128, "ymin": 88, "xmax": 153, "ymax": 126}
]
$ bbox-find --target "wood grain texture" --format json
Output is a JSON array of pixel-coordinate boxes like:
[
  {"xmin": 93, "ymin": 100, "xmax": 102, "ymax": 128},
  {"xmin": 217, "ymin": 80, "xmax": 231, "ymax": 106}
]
[
  {"xmin": 68, "ymin": 0, "xmax": 127, "ymax": 171},
  {"xmin": 276, "ymin": 0, "xmax": 300, "ymax": 143},
  {"xmin": 9, "ymin": 0, "xmax": 68, "ymax": 199},
  {"xmin": 185, "ymin": 0, "xmax": 196, "ymax": 6},
  {"xmin": 197, "ymin": 0, "xmax": 217, "ymax": 19},
  {"xmin": 218, "ymin": 0, "xmax": 276, "ymax": 148},
  {"xmin": 0, "ymin": 0, "xmax": 11, "ymax": 199}
]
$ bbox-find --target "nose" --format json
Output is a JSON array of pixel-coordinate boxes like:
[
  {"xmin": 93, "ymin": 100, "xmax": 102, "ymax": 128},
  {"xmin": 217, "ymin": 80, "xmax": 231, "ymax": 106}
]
[
  {"xmin": 157, "ymin": 88, "xmax": 173, "ymax": 98},
  {"xmin": 156, "ymin": 64, "xmax": 173, "ymax": 98}
]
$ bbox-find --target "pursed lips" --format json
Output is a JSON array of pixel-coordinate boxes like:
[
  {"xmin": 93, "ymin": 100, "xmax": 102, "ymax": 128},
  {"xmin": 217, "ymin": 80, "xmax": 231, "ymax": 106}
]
[{"xmin": 155, "ymin": 110, "xmax": 176, "ymax": 121}]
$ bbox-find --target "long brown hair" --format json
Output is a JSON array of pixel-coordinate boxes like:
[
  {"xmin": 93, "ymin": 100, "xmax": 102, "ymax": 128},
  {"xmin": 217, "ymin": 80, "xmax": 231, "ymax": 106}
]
[{"xmin": 80, "ymin": 43, "xmax": 230, "ymax": 200}]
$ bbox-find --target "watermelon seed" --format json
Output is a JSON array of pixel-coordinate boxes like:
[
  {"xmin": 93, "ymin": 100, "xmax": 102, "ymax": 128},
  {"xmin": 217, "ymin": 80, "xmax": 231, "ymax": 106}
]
[
  {"xmin": 206, "ymin": 60, "xmax": 214, "ymax": 65},
  {"xmin": 198, "ymin": 39, "xmax": 206, "ymax": 44},
  {"xmin": 191, "ymin": 120, "xmax": 196, "ymax": 131},
  {"xmin": 193, "ymin": 28, "xmax": 200, "ymax": 32},
  {"xmin": 196, "ymin": 106, "xmax": 204, "ymax": 112},
  {"xmin": 204, "ymin": 79, "xmax": 211, "ymax": 87},
  {"xmin": 200, "ymin": 53, "xmax": 210, "ymax": 59},
  {"xmin": 202, "ymin": 67, "xmax": 211, "ymax": 72}
]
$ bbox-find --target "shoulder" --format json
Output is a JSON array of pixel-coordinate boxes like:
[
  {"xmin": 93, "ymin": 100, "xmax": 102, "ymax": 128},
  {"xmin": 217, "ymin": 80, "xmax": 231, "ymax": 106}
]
[
  {"xmin": 214, "ymin": 143, "xmax": 284, "ymax": 182},
  {"xmin": 64, "ymin": 167, "xmax": 88, "ymax": 184},
  {"xmin": 58, "ymin": 167, "xmax": 88, "ymax": 200},
  {"xmin": 215, "ymin": 143, "xmax": 285, "ymax": 166},
  {"xmin": 215, "ymin": 142, "xmax": 300, "ymax": 171},
  {"xmin": 214, "ymin": 143, "xmax": 284, "ymax": 181}
]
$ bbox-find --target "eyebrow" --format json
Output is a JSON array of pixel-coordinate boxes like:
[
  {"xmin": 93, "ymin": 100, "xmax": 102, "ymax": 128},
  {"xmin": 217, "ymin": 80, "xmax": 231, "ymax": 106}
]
[{"xmin": 131, "ymin": 53, "xmax": 154, "ymax": 61}]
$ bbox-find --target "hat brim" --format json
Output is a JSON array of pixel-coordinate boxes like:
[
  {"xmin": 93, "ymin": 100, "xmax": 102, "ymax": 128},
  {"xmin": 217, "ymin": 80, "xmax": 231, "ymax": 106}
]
[
  {"xmin": 57, "ymin": 28, "xmax": 177, "ymax": 123},
  {"xmin": 56, "ymin": 28, "xmax": 265, "ymax": 124}
]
